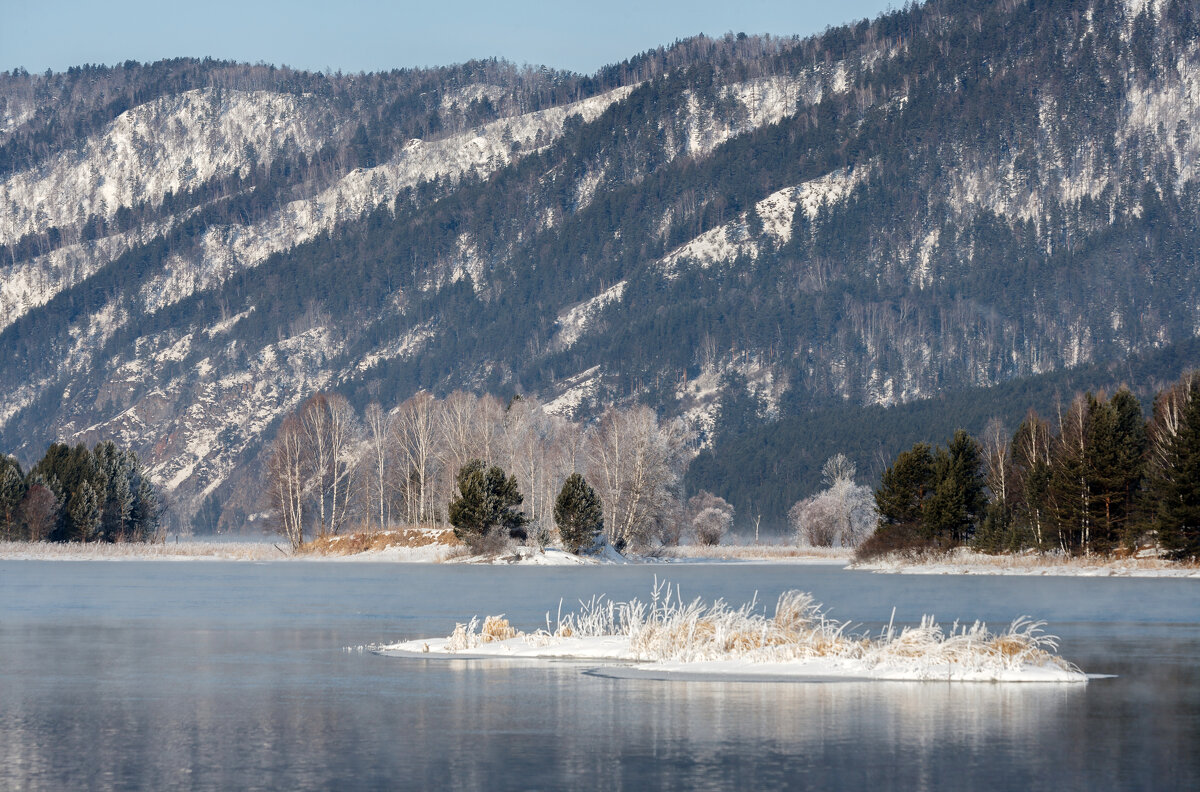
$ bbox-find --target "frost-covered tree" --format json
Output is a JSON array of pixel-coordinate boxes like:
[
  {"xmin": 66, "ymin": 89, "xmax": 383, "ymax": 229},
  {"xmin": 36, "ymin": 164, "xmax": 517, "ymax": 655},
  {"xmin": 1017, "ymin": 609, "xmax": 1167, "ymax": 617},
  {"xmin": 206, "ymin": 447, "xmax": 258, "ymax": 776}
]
[
  {"xmin": 68, "ymin": 479, "xmax": 102, "ymax": 542},
  {"xmin": 687, "ymin": 490, "xmax": 733, "ymax": 546},
  {"xmin": 588, "ymin": 406, "xmax": 691, "ymax": 551},
  {"xmin": 788, "ymin": 455, "xmax": 876, "ymax": 547}
]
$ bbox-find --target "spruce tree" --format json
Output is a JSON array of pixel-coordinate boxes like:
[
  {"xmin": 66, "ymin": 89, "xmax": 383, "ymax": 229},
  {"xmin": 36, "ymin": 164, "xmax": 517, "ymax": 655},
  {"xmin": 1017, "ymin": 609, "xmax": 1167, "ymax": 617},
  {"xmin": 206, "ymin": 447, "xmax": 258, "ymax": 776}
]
[
  {"xmin": 1110, "ymin": 389, "xmax": 1148, "ymax": 547},
  {"xmin": 1154, "ymin": 378, "xmax": 1200, "ymax": 559},
  {"xmin": 554, "ymin": 473, "xmax": 603, "ymax": 554},
  {"xmin": 68, "ymin": 480, "xmax": 102, "ymax": 542},
  {"xmin": 1085, "ymin": 390, "xmax": 1146, "ymax": 551},
  {"xmin": 0, "ymin": 456, "xmax": 25, "ymax": 540},
  {"xmin": 923, "ymin": 430, "xmax": 986, "ymax": 544},
  {"xmin": 873, "ymin": 442, "xmax": 934, "ymax": 540}
]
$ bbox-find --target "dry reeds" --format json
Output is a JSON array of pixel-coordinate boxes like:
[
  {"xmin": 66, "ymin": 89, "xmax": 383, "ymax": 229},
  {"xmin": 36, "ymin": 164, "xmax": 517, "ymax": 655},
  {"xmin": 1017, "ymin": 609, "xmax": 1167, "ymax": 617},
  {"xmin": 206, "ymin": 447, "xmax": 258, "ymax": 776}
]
[{"xmin": 437, "ymin": 579, "xmax": 1081, "ymax": 677}]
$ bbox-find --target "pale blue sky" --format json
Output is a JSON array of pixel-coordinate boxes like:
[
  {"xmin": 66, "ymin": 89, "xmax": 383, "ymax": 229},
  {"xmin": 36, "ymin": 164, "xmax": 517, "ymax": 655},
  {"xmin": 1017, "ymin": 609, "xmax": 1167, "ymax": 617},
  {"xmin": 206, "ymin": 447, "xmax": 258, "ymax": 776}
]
[{"xmin": 2, "ymin": 0, "xmax": 898, "ymax": 75}]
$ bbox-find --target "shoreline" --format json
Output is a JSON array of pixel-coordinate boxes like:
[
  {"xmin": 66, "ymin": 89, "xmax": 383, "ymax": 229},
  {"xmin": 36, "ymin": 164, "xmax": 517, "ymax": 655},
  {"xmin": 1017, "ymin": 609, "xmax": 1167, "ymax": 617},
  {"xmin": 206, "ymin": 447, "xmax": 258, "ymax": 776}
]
[
  {"xmin": 1, "ymin": 540, "xmax": 1196, "ymax": 576},
  {"xmin": 851, "ymin": 548, "xmax": 1200, "ymax": 579}
]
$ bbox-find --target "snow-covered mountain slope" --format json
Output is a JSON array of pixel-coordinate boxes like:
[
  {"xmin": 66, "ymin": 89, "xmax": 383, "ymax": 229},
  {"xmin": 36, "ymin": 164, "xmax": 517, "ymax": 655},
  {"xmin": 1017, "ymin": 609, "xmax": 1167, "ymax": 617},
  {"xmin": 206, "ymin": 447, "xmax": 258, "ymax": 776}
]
[
  {"xmin": 660, "ymin": 166, "xmax": 870, "ymax": 276},
  {"xmin": 136, "ymin": 85, "xmax": 635, "ymax": 314},
  {"xmin": 6, "ymin": 1, "xmax": 1200, "ymax": 531},
  {"xmin": 0, "ymin": 89, "xmax": 340, "ymax": 244}
]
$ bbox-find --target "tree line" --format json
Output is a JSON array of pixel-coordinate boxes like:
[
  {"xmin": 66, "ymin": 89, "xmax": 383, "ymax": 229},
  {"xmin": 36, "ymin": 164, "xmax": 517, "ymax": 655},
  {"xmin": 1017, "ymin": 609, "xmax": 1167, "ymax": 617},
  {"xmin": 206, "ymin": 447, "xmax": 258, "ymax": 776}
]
[
  {"xmin": 0, "ymin": 441, "xmax": 160, "ymax": 542},
  {"xmin": 864, "ymin": 371, "xmax": 1200, "ymax": 560},
  {"xmin": 265, "ymin": 391, "xmax": 738, "ymax": 552}
]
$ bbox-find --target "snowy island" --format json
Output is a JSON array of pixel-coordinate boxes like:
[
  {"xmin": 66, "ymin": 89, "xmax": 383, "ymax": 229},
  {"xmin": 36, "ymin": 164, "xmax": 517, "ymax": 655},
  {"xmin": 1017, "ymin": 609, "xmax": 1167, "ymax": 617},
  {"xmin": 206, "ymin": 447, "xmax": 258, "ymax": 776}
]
[{"xmin": 376, "ymin": 583, "xmax": 1088, "ymax": 683}]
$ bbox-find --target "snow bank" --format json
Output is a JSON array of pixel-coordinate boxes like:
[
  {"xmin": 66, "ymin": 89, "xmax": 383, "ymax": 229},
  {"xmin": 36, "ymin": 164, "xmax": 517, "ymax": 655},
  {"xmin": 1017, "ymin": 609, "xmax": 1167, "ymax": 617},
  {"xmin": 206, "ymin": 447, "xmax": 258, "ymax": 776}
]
[{"xmin": 377, "ymin": 581, "xmax": 1087, "ymax": 683}]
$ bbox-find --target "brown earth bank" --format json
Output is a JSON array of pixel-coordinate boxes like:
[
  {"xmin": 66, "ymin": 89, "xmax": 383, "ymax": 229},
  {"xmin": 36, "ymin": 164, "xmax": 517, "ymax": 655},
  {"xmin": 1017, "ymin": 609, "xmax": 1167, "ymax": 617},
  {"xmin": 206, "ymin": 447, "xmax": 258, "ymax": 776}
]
[{"xmin": 294, "ymin": 527, "xmax": 462, "ymax": 556}]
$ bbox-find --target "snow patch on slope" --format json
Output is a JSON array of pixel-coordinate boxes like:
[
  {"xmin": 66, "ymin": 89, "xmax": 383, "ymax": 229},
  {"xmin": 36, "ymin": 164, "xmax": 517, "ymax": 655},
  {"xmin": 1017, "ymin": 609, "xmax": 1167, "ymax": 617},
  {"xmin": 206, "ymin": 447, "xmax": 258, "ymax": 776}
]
[
  {"xmin": 544, "ymin": 366, "xmax": 601, "ymax": 418},
  {"xmin": 350, "ymin": 321, "xmax": 438, "ymax": 376},
  {"xmin": 75, "ymin": 325, "xmax": 341, "ymax": 506},
  {"xmin": 661, "ymin": 166, "xmax": 868, "ymax": 276},
  {"xmin": 553, "ymin": 281, "xmax": 627, "ymax": 349},
  {"xmin": 674, "ymin": 71, "xmax": 848, "ymax": 161},
  {"xmin": 0, "ymin": 216, "xmax": 177, "ymax": 331},
  {"xmin": 137, "ymin": 85, "xmax": 635, "ymax": 314},
  {"xmin": 0, "ymin": 88, "xmax": 340, "ymax": 245}
]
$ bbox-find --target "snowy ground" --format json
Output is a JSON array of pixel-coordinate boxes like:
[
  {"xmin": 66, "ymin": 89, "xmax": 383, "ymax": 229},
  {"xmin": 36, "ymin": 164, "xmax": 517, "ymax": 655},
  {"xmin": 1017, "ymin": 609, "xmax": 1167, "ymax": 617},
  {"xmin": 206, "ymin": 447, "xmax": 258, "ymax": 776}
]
[
  {"xmin": 0, "ymin": 539, "xmax": 283, "ymax": 562},
  {"xmin": 377, "ymin": 585, "xmax": 1088, "ymax": 683},
  {"xmin": 854, "ymin": 548, "xmax": 1200, "ymax": 578}
]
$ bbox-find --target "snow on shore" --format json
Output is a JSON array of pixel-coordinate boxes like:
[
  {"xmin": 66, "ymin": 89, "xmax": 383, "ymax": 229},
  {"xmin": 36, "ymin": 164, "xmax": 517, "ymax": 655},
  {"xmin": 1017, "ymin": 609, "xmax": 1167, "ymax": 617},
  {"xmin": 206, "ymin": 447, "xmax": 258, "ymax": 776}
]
[
  {"xmin": 0, "ymin": 539, "xmax": 282, "ymax": 562},
  {"xmin": 854, "ymin": 548, "xmax": 1200, "ymax": 578},
  {"xmin": 377, "ymin": 582, "xmax": 1088, "ymax": 683}
]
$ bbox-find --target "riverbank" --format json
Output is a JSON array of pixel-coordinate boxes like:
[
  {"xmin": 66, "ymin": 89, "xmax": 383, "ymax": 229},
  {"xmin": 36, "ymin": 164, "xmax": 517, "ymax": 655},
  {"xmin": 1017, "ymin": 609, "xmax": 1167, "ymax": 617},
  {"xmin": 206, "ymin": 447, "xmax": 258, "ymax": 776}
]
[
  {"xmin": 0, "ymin": 534, "xmax": 848, "ymax": 564},
  {"xmin": 3, "ymin": 538, "xmax": 1195, "ymax": 575}
]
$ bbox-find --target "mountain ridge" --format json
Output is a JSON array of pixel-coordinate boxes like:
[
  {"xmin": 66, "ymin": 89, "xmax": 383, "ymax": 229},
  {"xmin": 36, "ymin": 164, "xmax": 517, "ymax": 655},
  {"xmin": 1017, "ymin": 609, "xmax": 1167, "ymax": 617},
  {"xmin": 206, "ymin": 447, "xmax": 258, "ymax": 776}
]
[{"xmin": 3, "ymin": 0, "xmax": 1200, "ymax": 531}]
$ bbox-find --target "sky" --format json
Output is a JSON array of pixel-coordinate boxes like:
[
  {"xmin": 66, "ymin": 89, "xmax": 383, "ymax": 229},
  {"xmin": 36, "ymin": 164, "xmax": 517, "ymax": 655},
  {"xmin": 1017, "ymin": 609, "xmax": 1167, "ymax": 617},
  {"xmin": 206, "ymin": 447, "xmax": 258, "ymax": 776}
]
[{"xmin": 2, "ymin": 0, "xmax": 898, "ymax": 76}]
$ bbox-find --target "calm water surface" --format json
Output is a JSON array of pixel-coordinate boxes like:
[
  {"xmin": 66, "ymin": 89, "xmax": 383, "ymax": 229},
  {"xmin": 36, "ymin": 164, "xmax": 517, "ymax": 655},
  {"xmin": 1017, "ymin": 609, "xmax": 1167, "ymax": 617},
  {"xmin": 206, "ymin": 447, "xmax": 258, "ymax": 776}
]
[{"xmin": 1, "ymin": 561, "xmax": 1197, "ymax": 791}]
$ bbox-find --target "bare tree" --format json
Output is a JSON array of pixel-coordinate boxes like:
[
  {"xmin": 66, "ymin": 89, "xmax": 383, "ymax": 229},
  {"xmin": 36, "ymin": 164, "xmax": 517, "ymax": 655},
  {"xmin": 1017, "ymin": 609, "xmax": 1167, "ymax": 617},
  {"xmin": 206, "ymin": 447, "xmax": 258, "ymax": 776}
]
[
  {"xmin": 982, "ymin": 418, "xmax": 1012, "ymax": 511},
  {"xmin": 268, "ymin": 413, "xmax": 308, "ymax": 549},
  {"xmin": 324, "ymin": 393, "xmax": 361, "ymax": 535},
  {"xmin": 1148, "ymin": 373, "xmax": 1198, "ymax": 474},
  {"xmin": 392, "ymin": 392, "xmax": 439, "ymax": 524},
  {"xmin": 363, "ymin": 402, "xmax": 390, "ymax": 530},
  {"xmin": 588, "ymin": 406, "xmax": 691, "ymax": 550},
  {"xmin": 298, "ymin": 393, "xmax": 360, "ymax": 537},
  {"xmin": 300, "ymin": 394, "xmax": 333, "ymax": 536},
  {"xmin": 1012, "ymin": 409, "xmax": 1053, "ymax": 547}
]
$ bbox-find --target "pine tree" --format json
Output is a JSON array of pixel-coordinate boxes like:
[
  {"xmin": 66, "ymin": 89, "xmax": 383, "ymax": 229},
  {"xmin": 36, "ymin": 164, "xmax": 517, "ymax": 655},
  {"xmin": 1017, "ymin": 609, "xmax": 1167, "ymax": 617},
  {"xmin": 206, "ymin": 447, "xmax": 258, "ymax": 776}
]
[
  {"xmin": 554, "ymin": 473, "xmax": 604, "ymax": 554},
  {"xmin": 448, "ymin": 460, "xmax": 527, "ymax": 549}
]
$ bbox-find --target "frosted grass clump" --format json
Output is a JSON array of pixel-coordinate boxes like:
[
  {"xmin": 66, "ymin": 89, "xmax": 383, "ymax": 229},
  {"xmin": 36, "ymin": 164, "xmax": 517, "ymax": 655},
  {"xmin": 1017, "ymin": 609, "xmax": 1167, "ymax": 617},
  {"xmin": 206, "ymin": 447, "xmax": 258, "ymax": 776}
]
[{"xmin": 426, "ymin": 579, "xmax": 1082, "ymax": 679}]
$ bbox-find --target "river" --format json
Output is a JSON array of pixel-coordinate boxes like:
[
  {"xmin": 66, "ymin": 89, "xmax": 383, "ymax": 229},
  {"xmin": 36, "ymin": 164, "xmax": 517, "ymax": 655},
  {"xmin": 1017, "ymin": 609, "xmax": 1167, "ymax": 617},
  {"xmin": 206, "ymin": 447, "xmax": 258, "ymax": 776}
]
[{"xmin": 1, "ymin": 561, "xmax": 1196, "ymax": 790}]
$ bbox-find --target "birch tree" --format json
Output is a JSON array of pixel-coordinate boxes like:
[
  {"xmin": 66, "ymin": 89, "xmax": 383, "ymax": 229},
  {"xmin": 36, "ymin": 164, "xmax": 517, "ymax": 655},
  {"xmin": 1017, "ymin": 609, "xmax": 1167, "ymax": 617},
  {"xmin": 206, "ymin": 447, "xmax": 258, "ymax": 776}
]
[
  {"xmin": 588, "ymin": 406, "xmax": 690, "ymax": 550},
  {"xmin": 362, "ymin": 402, "xmax": 390, "ymax": 530},
  {"xmin": 268, "ymin": 413, "xmax": 308, "ymax": 549},
  {"xmin": 392, "ymin": 392, "xmax": 439, "ymax": 524}
]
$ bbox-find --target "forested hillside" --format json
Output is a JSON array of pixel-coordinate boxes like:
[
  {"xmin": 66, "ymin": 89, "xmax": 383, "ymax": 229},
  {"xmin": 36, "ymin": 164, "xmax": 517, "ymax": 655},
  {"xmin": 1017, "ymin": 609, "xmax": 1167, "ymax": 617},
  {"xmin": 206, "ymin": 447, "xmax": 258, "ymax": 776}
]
[{"xmin": 3, "ymin": 0, "xmax": 1200, "ymax": 531}]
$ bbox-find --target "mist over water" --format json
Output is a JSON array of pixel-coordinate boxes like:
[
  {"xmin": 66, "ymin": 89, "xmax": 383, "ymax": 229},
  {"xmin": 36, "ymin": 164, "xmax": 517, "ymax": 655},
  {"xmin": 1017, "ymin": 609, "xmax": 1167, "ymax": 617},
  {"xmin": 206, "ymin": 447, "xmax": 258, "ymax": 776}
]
[{"xmin": 1, "ymin": 563, "xmax": 1196, "ymax": 790}]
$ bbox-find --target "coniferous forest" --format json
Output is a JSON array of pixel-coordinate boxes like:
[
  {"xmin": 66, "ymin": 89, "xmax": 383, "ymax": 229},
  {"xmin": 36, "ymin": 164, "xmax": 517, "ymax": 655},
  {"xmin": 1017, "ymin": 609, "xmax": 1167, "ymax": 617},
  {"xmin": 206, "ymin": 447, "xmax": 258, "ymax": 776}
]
[
  {"xmin": 862, "ymin": 371, "xmax": 1200, "ymax": 560},
  {"xmin": 0, "ymin": 442, "xmax": 160, "ymax": 542}
]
